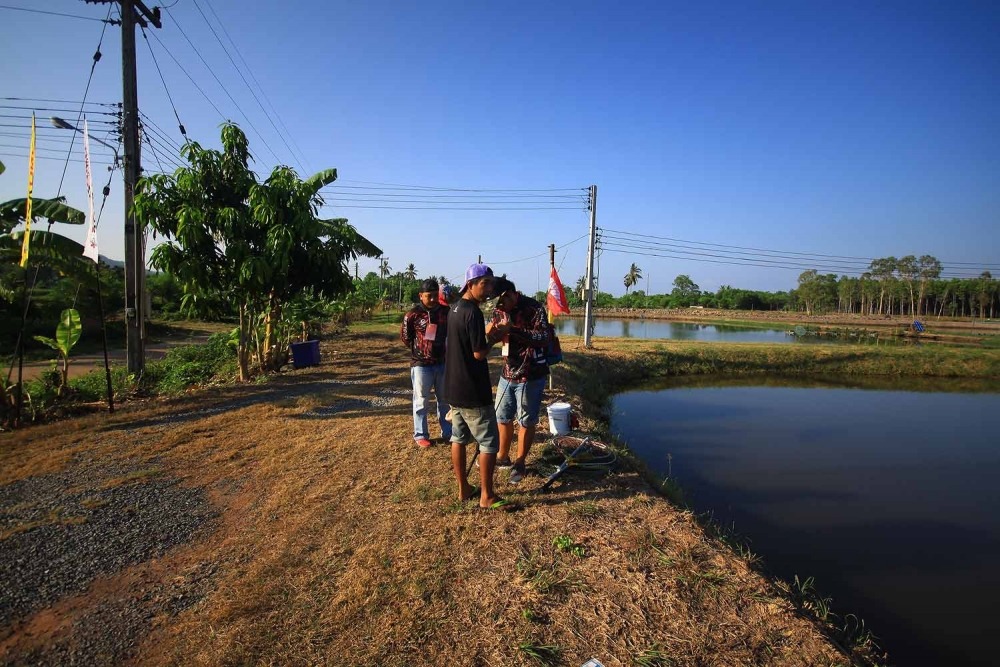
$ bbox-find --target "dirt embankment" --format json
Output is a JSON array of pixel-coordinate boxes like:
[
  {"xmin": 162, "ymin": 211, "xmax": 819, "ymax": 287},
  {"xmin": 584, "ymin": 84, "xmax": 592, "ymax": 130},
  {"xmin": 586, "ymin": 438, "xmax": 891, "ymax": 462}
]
[
  {"xmin": 1, "ymin": 331, "xmax": 875, "ymax": 666},
  {"xmin": 596, "ymin": 307, "xmax": 1000, "ymax": 332}
]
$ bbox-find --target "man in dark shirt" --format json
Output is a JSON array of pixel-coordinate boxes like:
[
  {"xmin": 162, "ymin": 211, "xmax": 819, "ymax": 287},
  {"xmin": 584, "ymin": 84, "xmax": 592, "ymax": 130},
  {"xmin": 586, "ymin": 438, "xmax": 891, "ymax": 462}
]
[
  {"xmin": 401, "ymin": 278, "xmax": 450, "ymax": 447},
  {"xmin": 489, "ymin": 277, "xmax": 551, "ymax": 483},
  {"xmin": 443, "ymin": 263, "xmax": 510, "ymax": 508}
]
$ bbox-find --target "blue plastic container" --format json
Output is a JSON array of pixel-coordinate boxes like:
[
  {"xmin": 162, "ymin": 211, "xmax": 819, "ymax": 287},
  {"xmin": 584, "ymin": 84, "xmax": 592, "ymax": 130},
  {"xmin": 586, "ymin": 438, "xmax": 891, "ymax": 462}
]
[{"xmin": 290, "ymin": 339, "xmax": 321, "ymax": 369}]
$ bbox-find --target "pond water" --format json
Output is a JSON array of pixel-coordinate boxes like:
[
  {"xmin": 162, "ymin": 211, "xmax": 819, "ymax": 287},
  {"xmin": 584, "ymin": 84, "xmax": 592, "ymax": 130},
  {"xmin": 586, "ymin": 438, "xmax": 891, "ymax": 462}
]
[
  {"xmin": 611, "ymin": 380, "xmax": 1000, "ymax": 667},
  {"xmin": 553, "ymin": 316, "xmax": 893, "ymax": 344}
]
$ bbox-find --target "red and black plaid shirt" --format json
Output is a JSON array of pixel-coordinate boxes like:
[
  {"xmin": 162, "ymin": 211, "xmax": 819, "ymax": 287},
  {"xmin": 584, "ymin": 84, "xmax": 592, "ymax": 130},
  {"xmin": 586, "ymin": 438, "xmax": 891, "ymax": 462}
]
[
  {"xmin": 401, "ymin": 304, "xmax": 448, "ymax": 367},
  {"xmin": 491, "ymin": 294, "xmax": 551, "ymax": 382}
]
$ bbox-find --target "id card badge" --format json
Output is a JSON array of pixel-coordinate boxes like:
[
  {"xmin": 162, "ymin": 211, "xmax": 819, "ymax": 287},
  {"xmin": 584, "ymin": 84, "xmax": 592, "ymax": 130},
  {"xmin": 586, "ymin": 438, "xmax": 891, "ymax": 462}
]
[
  {"xmin": 424, "ymin": 323, "xmax": 437, "ymax": 342},
  {"xmin": 501, "ymin": 337, "xmax": 509, "ymax": 357}
]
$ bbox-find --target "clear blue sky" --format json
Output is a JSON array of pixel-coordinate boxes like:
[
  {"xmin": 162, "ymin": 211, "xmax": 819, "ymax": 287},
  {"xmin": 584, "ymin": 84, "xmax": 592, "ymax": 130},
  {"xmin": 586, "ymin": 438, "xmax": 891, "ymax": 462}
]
[{"xmin": 2, "ymin": 0, "xmax": 998, "ymax": 295}]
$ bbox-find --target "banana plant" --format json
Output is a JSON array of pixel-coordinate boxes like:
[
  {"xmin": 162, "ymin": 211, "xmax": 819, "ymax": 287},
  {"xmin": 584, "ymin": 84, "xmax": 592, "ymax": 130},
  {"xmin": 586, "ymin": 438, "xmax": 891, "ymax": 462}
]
[
  {"xmin": 33, "ymin": 308, "xmax": 82, "ymax": 396},
  {"xmin": 0, "ymin": 197, "xmax": 89, "ymax": 276}
]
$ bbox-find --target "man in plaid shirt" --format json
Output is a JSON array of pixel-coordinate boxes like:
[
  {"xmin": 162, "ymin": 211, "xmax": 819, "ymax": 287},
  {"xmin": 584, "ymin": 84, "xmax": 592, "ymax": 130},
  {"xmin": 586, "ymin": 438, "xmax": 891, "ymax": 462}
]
[
  {"xmin": 488, "ymin": 277, "xmax": 551, "ymax": 483},
  {"xmin": 401, "ymin": 279, "xmax": 451, "ymax": 447}
]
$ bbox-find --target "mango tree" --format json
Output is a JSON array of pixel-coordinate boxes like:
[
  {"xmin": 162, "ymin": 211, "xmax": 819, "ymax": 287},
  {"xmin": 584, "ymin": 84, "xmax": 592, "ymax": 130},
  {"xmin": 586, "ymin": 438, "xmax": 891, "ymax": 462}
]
[{"xmin": 134, "ymin": 123, "xmax": 381, "ymax": 381}]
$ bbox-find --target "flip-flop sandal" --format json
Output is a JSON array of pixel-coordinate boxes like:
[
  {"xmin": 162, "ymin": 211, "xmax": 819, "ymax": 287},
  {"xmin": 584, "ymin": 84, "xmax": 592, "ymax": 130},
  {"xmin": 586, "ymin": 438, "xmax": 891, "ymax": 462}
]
[
  {"xmin": 481, "ymin": 499, "xmax": 521, "ymax": 512},
  {"xmin": 462, "ymin": 486, "xmax": 480, "ymax": 503}
]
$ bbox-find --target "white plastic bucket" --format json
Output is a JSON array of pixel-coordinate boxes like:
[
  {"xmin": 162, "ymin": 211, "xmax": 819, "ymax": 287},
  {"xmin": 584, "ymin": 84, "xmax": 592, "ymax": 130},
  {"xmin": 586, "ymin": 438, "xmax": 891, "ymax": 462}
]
[{"xmin": 547, "ymin": 402, "xmax": 573, "ymax": 436}]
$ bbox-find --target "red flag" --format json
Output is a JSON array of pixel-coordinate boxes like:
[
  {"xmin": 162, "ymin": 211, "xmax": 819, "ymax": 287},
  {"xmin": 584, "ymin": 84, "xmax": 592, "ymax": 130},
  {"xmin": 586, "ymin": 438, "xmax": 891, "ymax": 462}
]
[{"xmin": 547, "ymin": 266, "xmax": 570, "ymax": 316}]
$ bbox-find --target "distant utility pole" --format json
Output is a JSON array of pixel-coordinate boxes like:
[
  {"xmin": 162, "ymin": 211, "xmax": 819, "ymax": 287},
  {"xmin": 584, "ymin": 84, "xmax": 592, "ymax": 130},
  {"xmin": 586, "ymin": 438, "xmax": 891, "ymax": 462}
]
[
  {"xmin": 86, "ymin": 0, "xmax": 161, "ymax": 375},
  {"xmin": 583, "ymin": 185, "xmax": 597, "ymax": 348}
]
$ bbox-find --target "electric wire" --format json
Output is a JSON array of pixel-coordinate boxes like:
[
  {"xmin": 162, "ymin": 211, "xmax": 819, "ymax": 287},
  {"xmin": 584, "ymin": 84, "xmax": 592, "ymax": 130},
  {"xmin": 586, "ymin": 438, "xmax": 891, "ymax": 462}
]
[
  {"xmin": 191, "ymin": 0, "xmax": 304, "ymax": 173},
  {"xmin": 327, "ymin": 205, "xmax": 586, "ymax": 210},
  {"xmin": 321, "ymin": 187, "xmax": 587, "ymax": 200},
  {"xmin": 0, "ymin": 151, "xmax": 116, "ymax": 166},
  {"xmin": 162, "ymin": 5, "xmax": 282, "ymax": 164},
  {"xmin": 597, "ymin": 240, "xmax": 991, "ymax": 279},
  {"xmin": 599, "ymin": 232, "xmax": 999, "ymax": 276},
  {"xmin": 0, "ymin": 97, "xmax": 114, "ymax": 106},
  {"xmin": 602, "ymin": 227, "xmax": 1000, "ymax": 271},
  {"xmin": 484, "ymin": 233, "xmax": 590, "ymax": 266},
  {"xmin": 138, "ymin": 112, "xmax": 185, "ymax": 154},
  {"xmin": 140, "ymin": 26, "xmax": 187, "ymax": 139},
  {"xmin": 55, "ymin": 3, "xmax": 115, "ymax": 198},
  {"xmin": 335, "ymin": 179, "xmax": 586, "ymax": 192},
  {"xmin": 0, "ymin": 4, "xmax": 118, "ymax": 23},
  {"xmin": 146, "ymin": 29, "xmax": 227, "ymax": 121},
  {"xmin": 201, "ymin": 0, "xmax": 311, "ymax": 172}
]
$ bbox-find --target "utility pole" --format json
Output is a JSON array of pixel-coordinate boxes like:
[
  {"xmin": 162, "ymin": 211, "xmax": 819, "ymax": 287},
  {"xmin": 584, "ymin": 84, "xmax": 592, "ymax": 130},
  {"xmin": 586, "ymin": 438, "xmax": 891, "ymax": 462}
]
[
  {"xmin": 548, "ymin": 243, "xmax": 556, "ymax": 390},
  {"xmin": 583, "ymin": 185, "xmax": 597, "ymax": 348},
  {"xmin": 87, "ymin": 0, "xmax": 161, "ymax": 375}
]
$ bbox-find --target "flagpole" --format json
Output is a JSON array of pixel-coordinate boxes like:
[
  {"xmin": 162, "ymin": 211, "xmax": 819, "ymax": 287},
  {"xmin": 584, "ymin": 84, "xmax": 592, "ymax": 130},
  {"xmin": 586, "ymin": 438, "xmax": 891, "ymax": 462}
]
[
  {"xmin": 13, "ymin": 114, "xmax": 37, "ymax": 427},
  {"xmin": 548, "ymin": 244, "xmax": 556, "ymax": 391},
  {"xmin": 94, "ymin": 263, "xmax": 114, "ymax": 413},
  {"xmin": 82, "ymin": 119, "xmax": 114, "ymax": 413},
  {"xmin": 14, "ymin": 267, "xmax": 28, "ymax": 427}
]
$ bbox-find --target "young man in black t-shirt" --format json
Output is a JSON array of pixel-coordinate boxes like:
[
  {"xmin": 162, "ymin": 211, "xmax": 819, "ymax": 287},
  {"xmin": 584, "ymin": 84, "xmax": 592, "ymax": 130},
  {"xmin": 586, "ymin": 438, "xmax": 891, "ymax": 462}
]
[{"xmin": 443, "ymin": 263, "xmax": 511, "ymax": 509}]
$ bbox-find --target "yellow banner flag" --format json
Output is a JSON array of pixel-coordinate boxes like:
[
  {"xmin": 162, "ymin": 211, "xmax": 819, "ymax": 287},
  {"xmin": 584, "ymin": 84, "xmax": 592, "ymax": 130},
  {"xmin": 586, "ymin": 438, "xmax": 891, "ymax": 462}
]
[{"xmin": 19, "ymin": 113, "xmax": 36, "ymax": 268}]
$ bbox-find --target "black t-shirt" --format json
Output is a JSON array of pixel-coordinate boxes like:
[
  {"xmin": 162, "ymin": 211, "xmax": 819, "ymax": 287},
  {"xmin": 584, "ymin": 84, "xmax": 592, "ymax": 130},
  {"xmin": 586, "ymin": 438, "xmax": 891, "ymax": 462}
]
[{"xmin": 443, "ymin": 298, "xmax": 492, "ymax": 408}]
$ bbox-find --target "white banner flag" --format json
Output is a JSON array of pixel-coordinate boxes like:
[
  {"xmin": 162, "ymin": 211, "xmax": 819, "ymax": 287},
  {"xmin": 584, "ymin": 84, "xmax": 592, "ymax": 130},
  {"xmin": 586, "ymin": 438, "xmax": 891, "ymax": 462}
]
[{"xmin": 82, "ymin": 119, "xmax": 99, "ymax": 263}]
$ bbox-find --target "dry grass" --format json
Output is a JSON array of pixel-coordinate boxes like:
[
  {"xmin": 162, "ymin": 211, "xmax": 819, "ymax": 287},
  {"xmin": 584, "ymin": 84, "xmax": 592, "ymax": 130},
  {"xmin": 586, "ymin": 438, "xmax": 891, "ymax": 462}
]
[{"xmin": 0, "ymin": 329, "xmax": 863, "ymax": 666}]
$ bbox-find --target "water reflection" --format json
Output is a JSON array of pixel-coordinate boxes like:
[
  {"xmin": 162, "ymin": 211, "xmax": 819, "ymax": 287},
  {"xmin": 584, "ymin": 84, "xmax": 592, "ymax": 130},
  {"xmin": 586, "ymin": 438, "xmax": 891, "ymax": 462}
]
[
  {"xmin": 554, "ymin": 316, "xmax": 896, "ymax": 345},
  {"xmin": 611, "ymin": 379, "xmax": 1000, "ymax": 667}
]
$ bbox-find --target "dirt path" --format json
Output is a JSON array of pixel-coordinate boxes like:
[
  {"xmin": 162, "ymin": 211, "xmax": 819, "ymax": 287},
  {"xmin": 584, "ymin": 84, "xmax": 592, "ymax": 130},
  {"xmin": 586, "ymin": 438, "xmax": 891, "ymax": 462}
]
[{"xmin": 0, "ymin": 331, "xmax": 859, "ymax": 666}]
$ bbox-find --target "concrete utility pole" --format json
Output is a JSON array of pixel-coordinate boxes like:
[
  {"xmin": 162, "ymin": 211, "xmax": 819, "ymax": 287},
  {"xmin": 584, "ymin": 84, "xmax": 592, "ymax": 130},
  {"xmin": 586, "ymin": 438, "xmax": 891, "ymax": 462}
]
[
  {"xmin": 87, "ymin": 0, "xmax": 161, "ymax": 375},
  {"xmin": 583, "ymin": 185, "xmax": 597, "ymax": 348}
]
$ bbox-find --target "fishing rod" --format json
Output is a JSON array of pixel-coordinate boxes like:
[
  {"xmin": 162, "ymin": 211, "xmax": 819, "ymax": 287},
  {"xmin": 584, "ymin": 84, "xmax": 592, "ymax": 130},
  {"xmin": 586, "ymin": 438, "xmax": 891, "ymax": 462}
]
[{"xmin": 538, "ymin": 436, "xmax": 593, "ymax": 493}]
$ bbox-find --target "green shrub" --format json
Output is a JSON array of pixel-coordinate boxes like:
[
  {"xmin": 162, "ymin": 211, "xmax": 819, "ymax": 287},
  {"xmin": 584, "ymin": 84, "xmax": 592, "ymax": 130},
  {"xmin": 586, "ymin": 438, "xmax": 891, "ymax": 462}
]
[
  {"xmin": 151, "ymin": 332, "xmax": 237, "ymax": 395},
  {"xmin": 68, "ymin": 366, "xmax": 134, "ymax": 402}
]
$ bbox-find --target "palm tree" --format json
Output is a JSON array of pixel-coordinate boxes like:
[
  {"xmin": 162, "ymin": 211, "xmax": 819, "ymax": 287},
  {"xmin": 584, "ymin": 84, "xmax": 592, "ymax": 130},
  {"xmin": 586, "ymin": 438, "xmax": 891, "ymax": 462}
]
[
  {"xmin": 623, "ymin": 263, "xmax": 642, "ymax": 294},
  {"xmin": 575, "ymin": 275, "xmax": 586, "ymax": 300},
  {"xmin": 403, "ymin": 263, "xmax": 417, "ymax": 281},
  {"xmin": 378, "ymin": 257, "xmax": 391, "ymax": 295}
]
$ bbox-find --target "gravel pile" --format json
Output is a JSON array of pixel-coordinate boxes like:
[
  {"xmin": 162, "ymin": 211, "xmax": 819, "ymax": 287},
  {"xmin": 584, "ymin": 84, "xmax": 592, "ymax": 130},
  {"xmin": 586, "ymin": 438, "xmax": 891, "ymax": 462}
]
[{"xmin": 0, "ymin": 463, "xmax": 216, "ymax": 628}]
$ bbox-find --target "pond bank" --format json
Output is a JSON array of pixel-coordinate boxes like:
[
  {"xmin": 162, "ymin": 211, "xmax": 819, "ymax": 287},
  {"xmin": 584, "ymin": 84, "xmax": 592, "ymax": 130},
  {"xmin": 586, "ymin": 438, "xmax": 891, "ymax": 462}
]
[{"xmin": 593, "ymin": 307, "xmax": 1000, "ymax": 334}]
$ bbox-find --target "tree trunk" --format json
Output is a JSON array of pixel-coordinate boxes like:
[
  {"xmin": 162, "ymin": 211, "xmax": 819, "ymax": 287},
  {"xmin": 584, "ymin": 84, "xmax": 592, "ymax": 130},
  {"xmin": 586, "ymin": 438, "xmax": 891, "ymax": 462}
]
[
  {"xmin": 262, "ymin": 290, "xmax": 279, "ymax": 372},
  {"xmin": 237, "ymin": 302, "xmax": 251, "ymax": 382}
]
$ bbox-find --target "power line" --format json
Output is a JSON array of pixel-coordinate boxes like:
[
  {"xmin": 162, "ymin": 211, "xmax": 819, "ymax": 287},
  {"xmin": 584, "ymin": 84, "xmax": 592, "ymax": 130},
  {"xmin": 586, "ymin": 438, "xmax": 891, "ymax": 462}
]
[
  {"xmin": 201, "ymin": 0, "xmax": 311, "ymax": 173},
  {"xmin": 161, "ymin": 5, "xmax": 282, "ymax": 164},
  {"xmin": 484, "ymin": 233, "xmax": 590, "ymax": 266},
  {"xmin": 321, "ymin": 187, "xmax": 587, "ymax": 200},
  {"xmin": 322, "ymin": 196, "xmax": 588, "ymax": 205},
  {"xmin": 601, "ymin": 228, "xmax": 1000, "ymax": 272},
  {"xmin": 335, "ymin": 179, "xmax": 586, "ymax": 192},
  {"xmin": 139, "ymin": 112, "xmax": 185, "ymax": 154},
  {"xmin": 325, "ymin": 204, "xmax": 585, "ymax": 211},
  {"xmin": 55, "ymin": 2, "xmax": 116, "ymax": 198},
  {"xmin": 0, "ymin": 104, "xmax": 118, "ymax": 116},
  {"xmin": 0, "ymin": 4, "xmax": 119, "ymax": 24},
  {"xmin": 191, "ymin": 0, "xmax": 304, "ymax": 173},
  {"xmin": 146, "ymin": 29, "xmax": 227, "ymax": 121},
  {"xmin": 140, "ymin": 26, "xmax": 187, "ymax": 139},
  {"xmin": 597, "ymin": 240, "xmax": 994, "ymax": 279},
  {"xmin": 0, "ymin": 97, "xmax": 114, "ymax": 106}
]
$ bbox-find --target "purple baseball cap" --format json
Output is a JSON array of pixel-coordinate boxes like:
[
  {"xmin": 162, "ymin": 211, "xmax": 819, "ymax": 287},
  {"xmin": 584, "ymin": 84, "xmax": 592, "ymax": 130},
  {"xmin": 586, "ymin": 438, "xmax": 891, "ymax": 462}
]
[{"xmin": 460, "ymin": 263, "xmax": 493, "ymax": 294}]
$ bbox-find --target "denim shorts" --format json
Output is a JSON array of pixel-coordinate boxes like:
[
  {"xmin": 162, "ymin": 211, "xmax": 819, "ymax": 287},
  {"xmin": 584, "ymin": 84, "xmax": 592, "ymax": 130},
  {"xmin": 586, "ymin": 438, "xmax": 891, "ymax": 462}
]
[
  {"xmin": 495, "ymin": 376, "xmax": 546, "ymax": 427},
  {"xmin": 449, "ymin": 405, "xmax": 500, "ymax": 454}
]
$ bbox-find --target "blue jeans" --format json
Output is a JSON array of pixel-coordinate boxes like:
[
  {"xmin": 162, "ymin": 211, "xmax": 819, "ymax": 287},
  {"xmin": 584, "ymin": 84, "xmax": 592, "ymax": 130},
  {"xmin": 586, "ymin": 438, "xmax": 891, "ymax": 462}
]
[
  {"xmin": 411, "ymin": 363, "xmax": 451, "ymax": 441},
  {"xmin": 495, "ymin": 376, "xmax": 546, "ymax": 427}
]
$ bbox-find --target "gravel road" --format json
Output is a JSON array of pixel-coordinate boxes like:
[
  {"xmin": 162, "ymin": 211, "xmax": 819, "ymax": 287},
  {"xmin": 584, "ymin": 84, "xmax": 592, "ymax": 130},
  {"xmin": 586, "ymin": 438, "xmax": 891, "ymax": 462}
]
[{"xmin": 0, "ymin": 459, "xmax": 217, "ymax": 664}]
